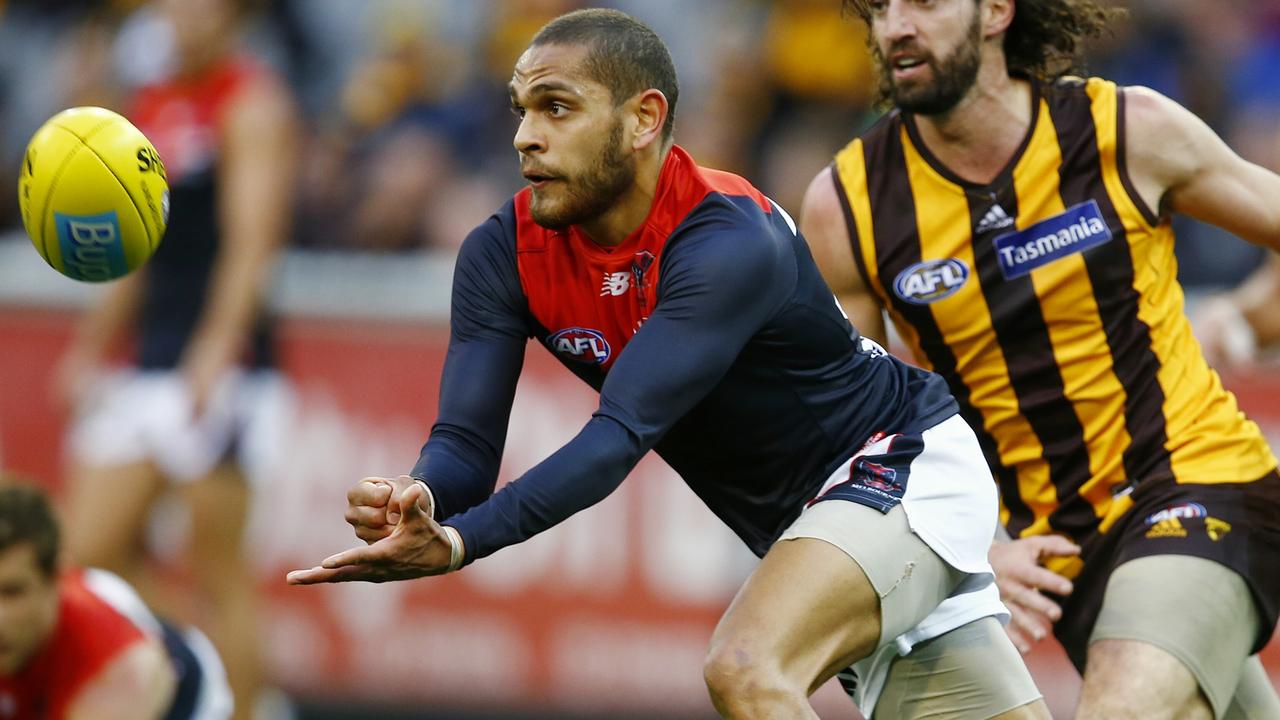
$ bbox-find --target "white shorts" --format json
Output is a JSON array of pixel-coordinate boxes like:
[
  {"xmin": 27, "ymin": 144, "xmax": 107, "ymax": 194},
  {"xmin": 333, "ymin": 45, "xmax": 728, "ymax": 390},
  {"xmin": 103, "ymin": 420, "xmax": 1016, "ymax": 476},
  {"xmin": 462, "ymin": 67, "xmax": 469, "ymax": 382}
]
[
  {"xmin": 779, "ymin": 414, "xmax": 1010, "ymax": 715},
  {"xmin": 67, "ymin": 368, "xmax": 289, "ymax": 484}
]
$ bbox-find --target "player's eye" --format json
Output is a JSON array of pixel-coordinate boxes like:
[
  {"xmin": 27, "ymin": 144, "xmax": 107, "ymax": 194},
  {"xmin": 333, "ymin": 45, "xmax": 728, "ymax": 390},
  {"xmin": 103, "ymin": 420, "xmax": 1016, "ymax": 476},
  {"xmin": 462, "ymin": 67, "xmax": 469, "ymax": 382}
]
[
  {"xmin": 547, "ymin": 102, "xmax": 569, "ymax": 117},
  {"xmin": 510, "ymin": 105, "xmax": 527, "ymax": 119}
]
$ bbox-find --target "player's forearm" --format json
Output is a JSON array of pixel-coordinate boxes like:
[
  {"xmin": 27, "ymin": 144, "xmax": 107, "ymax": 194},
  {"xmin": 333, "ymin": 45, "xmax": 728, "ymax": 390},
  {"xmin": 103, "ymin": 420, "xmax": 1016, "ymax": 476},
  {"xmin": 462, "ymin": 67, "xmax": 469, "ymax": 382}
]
[
  {"xmin": 413, "ymin": 327, "xmax": 525, "ymax": 517},
  {"xmin": 1234, "ymin": 256, "xmax": 1280, "ymax": 347},
  {"xmin": 411, "ymin": 426, "xmax": 502, "ymax": 520},
  {"xmin": 446, "ymin": 414, "xmax": 642, "ymax": 564}
]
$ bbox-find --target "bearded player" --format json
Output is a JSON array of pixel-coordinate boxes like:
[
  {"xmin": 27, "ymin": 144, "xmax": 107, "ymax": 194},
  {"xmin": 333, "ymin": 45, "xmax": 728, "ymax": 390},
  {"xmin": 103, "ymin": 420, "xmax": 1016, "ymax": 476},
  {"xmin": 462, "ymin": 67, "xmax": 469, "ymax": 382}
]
[{"xmin": 801, "ymin": 1, "xmax": 1280, "ymax": 718}]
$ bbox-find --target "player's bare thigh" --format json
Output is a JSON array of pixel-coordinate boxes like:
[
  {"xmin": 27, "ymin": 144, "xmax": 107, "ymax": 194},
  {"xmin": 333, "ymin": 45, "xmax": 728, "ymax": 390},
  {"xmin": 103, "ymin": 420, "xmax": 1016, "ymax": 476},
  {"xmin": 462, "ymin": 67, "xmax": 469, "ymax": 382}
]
[{"xmin": 63, "ymin": 460, "xmax": 166, "ymax": 573}]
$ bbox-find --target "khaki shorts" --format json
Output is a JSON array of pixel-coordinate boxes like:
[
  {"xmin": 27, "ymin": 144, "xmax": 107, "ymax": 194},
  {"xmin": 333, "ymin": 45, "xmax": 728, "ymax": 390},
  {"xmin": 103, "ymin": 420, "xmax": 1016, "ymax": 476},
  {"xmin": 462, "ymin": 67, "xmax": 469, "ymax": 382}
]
[
  {"xmin": 780, "ymin": 501, "xmax": 1041, "ymax": 718},
  {"xmin": 1091, "ymin": 554, "xmax": 1280, "ymax": 719}
]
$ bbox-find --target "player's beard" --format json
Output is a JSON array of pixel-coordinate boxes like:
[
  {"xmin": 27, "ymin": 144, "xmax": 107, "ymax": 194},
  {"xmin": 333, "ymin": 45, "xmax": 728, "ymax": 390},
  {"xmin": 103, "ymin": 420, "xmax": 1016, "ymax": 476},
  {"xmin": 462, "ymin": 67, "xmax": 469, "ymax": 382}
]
[
  {"xmin": 878, "ymin": 11, "xmax": 982, "ymax": 116},
  {"xmin": 529, "ymin": 117, "xmax": 635, "ymax": 230}
]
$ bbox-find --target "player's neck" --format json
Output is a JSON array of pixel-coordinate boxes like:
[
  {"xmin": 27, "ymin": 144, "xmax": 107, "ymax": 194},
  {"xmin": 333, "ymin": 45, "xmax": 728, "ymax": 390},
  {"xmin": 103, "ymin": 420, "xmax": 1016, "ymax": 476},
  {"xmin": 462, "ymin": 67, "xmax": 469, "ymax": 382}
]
[
  {"xmin": 175, "ymin": 37, "xmax": 236, "ymax": 80},
  {"xmin": 579, "ymin": 145, "xmax": 670, "ymax": 248},
  {"xmin": 910, "ymin": 67, "xmax": 1033, "ymax": 186}
]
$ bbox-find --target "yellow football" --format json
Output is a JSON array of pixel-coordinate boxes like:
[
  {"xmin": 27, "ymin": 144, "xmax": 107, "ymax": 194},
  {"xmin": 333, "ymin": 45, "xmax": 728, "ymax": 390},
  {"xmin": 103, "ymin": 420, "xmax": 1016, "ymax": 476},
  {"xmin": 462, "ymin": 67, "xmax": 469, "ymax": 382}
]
[{"xmin": 18, "ymin": 107, "xmax": 168, "ymax": 282}]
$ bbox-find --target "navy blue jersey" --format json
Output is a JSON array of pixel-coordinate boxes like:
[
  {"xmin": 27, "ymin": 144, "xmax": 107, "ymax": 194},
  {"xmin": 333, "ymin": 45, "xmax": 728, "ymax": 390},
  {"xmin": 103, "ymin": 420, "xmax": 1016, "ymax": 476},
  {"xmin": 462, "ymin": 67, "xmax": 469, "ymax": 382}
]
[{"xmin": 413, "ymin": 146, "xmax": 957, "ymax": 561}]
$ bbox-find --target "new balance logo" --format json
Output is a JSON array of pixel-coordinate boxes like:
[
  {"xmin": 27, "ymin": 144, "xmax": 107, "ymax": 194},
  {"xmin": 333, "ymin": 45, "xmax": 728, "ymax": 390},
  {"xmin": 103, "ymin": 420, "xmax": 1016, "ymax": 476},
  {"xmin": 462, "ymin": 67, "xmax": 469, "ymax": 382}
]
[
  {"xmin": 1145, "ymin": 518, "xmax": 1187, "ymax": 539},
  {"xmin": 975, "ymin": 203, "xmax": 1015, "ymax": 234},
  {"xmin": 600, "ymin": 271, "xmax": 630, "ymax": 296}
]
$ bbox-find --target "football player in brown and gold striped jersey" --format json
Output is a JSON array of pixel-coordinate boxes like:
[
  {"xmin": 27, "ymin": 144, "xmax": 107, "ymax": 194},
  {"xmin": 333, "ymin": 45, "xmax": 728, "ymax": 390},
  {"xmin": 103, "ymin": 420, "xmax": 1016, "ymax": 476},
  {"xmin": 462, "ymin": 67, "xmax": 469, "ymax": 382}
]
[{"xmin": 802, "ymin": 1, "xmax": 1280, "ymax": 718}]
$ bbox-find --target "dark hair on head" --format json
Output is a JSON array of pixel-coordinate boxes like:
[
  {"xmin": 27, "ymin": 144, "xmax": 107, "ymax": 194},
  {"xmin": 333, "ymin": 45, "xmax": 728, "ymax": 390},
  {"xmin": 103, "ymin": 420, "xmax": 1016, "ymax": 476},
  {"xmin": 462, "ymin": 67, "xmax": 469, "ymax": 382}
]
[
  {"xmin": 0, "ymin": 483, "xmax": 60, "ymax": 578},
  {"xmin": 530, "ymin": 8, "xmax": 679, "ymax": 142},
  {"xmin": 842, "ymin": 0, "xmax": 1124, "ymax": 84}
]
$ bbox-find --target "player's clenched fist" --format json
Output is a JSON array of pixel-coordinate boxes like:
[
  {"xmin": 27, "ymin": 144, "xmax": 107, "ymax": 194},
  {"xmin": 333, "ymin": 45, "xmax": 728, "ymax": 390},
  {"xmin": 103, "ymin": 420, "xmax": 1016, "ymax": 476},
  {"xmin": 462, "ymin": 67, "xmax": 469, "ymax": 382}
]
[
  {"xmin": 287, "ymin": 480, "xmax": 461, "ymax": 585},
  {"xmin": 344, "ymin": 475, "xmax": 433, "ymax": 544}
]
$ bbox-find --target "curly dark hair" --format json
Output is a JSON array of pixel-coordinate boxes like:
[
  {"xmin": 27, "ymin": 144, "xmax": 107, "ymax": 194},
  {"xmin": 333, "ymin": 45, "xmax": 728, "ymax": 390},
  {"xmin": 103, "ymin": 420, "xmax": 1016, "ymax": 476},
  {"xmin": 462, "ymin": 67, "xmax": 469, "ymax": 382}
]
[{"xmin": 842, "ymin": 0, "xmax": 1124, "ymax": 84}]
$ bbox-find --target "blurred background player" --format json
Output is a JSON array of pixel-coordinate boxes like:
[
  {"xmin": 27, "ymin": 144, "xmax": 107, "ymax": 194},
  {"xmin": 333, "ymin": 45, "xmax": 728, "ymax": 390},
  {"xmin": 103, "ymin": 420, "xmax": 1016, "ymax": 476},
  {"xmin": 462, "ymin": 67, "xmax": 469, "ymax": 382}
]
[
  {"xmin": 0, "ymin": 480, "xmax": 232, "ymax": 720},
  {"xmin": 49, "ymin": 1, "xmax": 298, "ymax": 718},
  {"xmin": 1196, "ymin": 254, "xmax": 1280, "ymax": 371},
  {"xmin": 801, "ymin": 0, "xmax": 1280, "ymax": 718}
]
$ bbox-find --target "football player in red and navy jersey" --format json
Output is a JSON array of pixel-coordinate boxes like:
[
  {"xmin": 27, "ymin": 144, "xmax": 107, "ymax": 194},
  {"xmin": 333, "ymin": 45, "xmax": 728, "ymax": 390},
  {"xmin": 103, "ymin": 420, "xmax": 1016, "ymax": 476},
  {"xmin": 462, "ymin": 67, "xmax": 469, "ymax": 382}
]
[
  {"xmin": 0, "ymin": 483, "xmax": 231, "ymax": 720},
  {"xmin": 289, "ymin": 9, "xmax": 1049, "ymax": 719}
]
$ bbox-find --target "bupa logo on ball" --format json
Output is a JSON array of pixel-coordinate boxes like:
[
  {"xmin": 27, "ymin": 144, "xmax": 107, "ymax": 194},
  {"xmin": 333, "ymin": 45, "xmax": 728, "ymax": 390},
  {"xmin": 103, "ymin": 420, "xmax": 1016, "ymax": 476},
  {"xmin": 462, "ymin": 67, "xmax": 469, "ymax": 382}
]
[
  {"xmin": 548, "ymin": 327, "xmax": 611, "ymax": 364},
  {"xmin": 54, "ymin": 211, "xmax": 127, "ymax": 282},
  {"xmin": 1145, "ymin": 502, "xmax": 1207, "ymax": 526},
  {"xmin": 893, "ymin": 258, "xmax": 970, "ymax": 305}
]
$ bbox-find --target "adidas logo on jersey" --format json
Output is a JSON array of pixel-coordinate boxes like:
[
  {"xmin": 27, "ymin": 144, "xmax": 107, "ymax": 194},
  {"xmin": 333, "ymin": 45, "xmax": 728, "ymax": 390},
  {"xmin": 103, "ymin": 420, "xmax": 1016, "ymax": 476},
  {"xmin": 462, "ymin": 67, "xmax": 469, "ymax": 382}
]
[
  {"xmin": 1145, "ymin": 518, "xmax": 1187, "ymax": 539},
  {"xmin": 975, "ymin": 203, "xmax": 1015, "ymax": 234}
]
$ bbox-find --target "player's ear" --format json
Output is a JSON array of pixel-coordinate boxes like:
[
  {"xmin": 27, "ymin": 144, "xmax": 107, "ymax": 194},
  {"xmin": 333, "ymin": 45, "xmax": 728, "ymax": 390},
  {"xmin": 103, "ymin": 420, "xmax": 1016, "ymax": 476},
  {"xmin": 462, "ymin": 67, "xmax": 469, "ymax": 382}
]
[
  {"xmin": 627, "ymin": 89, "xmax": 668, "ymax": 152},
  {"xmin": 982, "ymin": 0, "xmax": 1014, "ymax": 38}
]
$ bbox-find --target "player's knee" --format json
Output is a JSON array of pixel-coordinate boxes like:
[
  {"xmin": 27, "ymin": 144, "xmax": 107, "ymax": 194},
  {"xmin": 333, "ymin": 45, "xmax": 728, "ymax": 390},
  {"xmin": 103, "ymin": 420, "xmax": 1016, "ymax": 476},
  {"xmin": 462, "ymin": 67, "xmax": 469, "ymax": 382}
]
[{"xmin": 703, "ymin": 642, "xmax": 797, "ymax": 714}]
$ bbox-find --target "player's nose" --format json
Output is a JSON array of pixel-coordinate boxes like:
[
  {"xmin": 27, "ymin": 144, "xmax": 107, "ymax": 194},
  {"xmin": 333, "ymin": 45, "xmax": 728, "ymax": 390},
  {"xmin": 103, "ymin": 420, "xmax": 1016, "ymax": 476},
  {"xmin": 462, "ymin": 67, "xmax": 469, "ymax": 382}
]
[
  {"xmin": 882, "ymin": 1, "xmax": 919, "ymax": 41},
  {"xmin": 513, "ymin": 115, "xmax": 545, "ymax": 155}
]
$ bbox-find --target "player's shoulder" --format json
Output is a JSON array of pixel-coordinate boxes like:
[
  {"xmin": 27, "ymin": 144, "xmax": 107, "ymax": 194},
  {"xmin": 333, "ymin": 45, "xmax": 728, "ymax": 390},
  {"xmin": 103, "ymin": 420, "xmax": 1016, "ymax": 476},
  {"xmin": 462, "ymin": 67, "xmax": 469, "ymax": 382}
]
[
  {"xmin": 1118, "ymin": 84, "xmax": 1189, "ymax": 134},
  {"xmin": 664, "ymin": 194, "xmax": 796, "ymax": 290},
  {"xmin": 460, "ymin": 197, "xmax": 520, "ymax": 254},
  {"xmin": 453, "ymin": 197, "xmax": 525, "ymax": 300},
  {"xmin": 800, "ymin": 164, "xmax": 850, "ymax": 248},
  {"xmin": 43, "ymin": 571, "xmax": 148, "ymax": 687},
  {"xmin": 59, "ymin": 571, "xmax": 149, "ymax": 641},
  {"xmin": 658, "ymin": 146, "xmax": 774, "ymax": 233}
]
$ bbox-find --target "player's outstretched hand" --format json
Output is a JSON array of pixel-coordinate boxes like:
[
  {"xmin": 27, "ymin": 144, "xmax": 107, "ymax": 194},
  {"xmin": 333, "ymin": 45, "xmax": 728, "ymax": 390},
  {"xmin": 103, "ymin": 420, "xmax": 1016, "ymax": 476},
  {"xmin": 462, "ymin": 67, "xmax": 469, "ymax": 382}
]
[
  {"xmin": 287, "ymin": 482, "xmax": 453, "ymax": 585},
  {"xmin": 344, "ymin": 475, "xmax": 432, "ymax": 544},
  {"xmin": 988, "ymin": 535, "xmax": 1080, "ymax": 654}
]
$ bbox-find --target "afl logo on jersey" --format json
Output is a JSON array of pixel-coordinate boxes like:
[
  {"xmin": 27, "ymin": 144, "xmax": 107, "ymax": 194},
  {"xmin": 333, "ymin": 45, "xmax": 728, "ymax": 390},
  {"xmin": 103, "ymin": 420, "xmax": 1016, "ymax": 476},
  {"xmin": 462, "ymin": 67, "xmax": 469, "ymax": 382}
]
[
  {"xmin": 893, "ymin": 259, "xmax": 970, "ymax": 305},
  {"xmin": 548, "ymin": 327, "xmax": 612, "ymax": 364}
]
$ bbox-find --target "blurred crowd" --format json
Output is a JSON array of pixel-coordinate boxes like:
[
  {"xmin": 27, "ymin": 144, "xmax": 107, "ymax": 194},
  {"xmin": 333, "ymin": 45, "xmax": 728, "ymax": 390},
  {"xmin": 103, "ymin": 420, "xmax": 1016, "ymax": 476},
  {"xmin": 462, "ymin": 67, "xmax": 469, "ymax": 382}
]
[{"xmin": 0, "ymin": 0, "xmax": 1277, "ymax": 286}]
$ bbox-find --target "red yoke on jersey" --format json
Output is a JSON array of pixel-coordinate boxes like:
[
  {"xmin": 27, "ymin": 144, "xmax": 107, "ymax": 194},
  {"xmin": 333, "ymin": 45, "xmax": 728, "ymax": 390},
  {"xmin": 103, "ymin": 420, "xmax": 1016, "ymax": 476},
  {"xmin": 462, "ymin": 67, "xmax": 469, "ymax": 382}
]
[
  {"xmin": 0, "ymin": 571, "xmax": 145, "ymax": 720},
  {"xmin": 514, "ymin": 146, "xmax": 771, "ymax": 371},
  {"xmin": 130, "ymin": 56, "xmax": 263, "ymax": 184}
]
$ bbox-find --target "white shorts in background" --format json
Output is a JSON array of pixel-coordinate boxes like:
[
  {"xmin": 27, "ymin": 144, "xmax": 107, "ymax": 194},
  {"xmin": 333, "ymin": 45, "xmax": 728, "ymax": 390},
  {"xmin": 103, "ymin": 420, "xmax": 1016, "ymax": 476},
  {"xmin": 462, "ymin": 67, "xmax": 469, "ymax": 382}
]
[
  {"xmin": 67, "ymin": 368, "xmax": 289, "ymax": 485},
  {"xmin": 779, "ymin": 413, "xmax": 1010, "ymax": 715}
]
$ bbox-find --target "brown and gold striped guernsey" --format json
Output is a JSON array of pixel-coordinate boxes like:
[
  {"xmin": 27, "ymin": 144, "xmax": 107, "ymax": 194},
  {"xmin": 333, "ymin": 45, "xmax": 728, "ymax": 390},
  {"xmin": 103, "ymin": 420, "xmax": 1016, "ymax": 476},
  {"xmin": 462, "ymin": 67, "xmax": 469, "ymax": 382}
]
[{"xmin": 832, "ymin": 77, "xmax": 1277, "ymax": 572}]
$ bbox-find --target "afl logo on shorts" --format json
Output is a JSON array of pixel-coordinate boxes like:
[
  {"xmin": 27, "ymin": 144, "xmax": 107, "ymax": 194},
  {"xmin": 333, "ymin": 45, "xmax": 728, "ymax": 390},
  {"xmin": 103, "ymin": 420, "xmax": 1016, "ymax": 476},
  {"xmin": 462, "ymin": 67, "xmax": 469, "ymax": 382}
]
[
  {"xmin": 893, "ymin": 259, "xmax": 969, "ymax": 305},
  {"xmin": 548, "ymin": 327, "xmax": 611, "ymax": 364}
]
